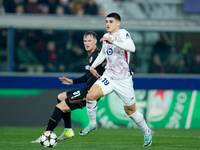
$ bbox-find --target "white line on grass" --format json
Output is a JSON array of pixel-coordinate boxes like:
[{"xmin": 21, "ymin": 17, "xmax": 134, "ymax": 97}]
[{"xmin": 185, "ymin": 90, "xmax": 197, "ymax": 129}]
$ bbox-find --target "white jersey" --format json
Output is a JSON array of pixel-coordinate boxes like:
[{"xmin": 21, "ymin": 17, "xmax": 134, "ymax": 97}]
[{"xmin": 92, "ymin": 29, "xmax": 136, "ymax": 80}]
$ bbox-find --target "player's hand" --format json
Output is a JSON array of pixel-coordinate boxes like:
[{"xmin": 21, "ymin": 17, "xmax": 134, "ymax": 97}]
[
  {"xmin": 100, "ymin": 37, "xmax": 113, "ymax": 44},
  {"xmin": 59, "ymin": 76, "xmax": 73, "ymax": 85},
  {"xmin": 90, "ymin": 66, "xmax": 100, "ymax": 79}
]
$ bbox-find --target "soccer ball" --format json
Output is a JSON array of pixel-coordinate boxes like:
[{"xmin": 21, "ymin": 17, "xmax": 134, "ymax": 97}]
[{"xmin": 40, "ymin": 131, "xmax": 58, "ymax": 147}]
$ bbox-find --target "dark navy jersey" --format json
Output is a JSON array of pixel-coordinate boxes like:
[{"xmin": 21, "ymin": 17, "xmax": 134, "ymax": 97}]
[{"xmin": 73, "ymin": 48, "xmax": 106, "ymax": 90}]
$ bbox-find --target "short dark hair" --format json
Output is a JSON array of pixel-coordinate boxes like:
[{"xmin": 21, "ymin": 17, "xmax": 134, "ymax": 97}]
[
  {"xmin": 106, "ymin": 13, "xmax": 121, "ymax": 22},
  {"xmin": 84, "ymin": 31, "xmax": 97, "ymax": 39}
]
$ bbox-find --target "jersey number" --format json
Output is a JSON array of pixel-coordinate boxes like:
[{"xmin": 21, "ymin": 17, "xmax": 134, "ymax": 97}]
[
  {"xmin": 102, "ymin": 78, "xmax": 110, "ymax": 86},
  {"xmin": 73, "ymin": 90, "xmax": 80, "ymax": 98}
]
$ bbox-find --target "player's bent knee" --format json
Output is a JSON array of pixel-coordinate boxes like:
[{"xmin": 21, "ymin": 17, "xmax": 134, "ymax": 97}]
[
  {"xmin": 57, "ymin": 92, "xmax": 67, "ymax": 102},
  {"xmin": 57, "ymin": 94, "xmax": 62, "ymax": 101},
  {"xmin": 126, "ymin": 110, "xmax": 135, "ymax": 116},
  {"xmin": 57, "ymin": 96, "xmax": 61, "ymax": 103},
  {"xmin": 56, "ymin": 101, "xmax": 70, "ymax": 113},
  {"xmin": 86, "ymin": 92, "xmax": 95, "ymax": 101},
  {"xmin": 124, "ymin": 104, "xmax": 136, "ymax": 116}
]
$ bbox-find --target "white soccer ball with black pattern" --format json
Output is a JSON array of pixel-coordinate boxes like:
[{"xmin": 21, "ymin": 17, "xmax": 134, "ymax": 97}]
[{"xmin": 40, "ymin": 131, "xmax": 58, "ymax": 147}]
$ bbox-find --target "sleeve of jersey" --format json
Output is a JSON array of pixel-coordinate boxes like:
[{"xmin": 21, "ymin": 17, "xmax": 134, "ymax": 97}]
[
  {"xmin": 73, "ymin": 74, "xmax": 87, "ymax": 83},
  {"xmin": 92, "ymin": 45, "xmax": 106, "ymax": 68},
  {"xmin": 113, "ymin": 30, "xmax": 136, "ymax": 52}
]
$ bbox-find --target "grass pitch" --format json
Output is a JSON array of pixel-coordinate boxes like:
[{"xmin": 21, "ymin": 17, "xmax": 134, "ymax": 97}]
[{"xmin": 0, "ymin": 127, "xmax": 199, "ymax": 150}]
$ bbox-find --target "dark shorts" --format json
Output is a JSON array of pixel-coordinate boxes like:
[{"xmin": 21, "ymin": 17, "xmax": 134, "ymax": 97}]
[{"xmin": 65, "ymin": 87, "xmax": 88, "ymax": 111}]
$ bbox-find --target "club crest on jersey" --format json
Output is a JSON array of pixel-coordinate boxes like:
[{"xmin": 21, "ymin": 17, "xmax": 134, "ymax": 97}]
[
  {"xmin": 89, "ymin": 56, "xmax": 93, "ymax": 63},
  {"xmin": 107, "ymin": 48, "xmax": 113, "ymax": 55}
]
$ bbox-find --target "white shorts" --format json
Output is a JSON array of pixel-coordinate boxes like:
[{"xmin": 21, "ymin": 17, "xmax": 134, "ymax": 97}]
[{"xmin": 95, "ymin": 74, "xmax": 136, "ymax": 106}]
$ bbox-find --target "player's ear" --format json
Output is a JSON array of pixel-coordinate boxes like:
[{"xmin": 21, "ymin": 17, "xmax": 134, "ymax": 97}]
[
  {"xmin": 95, "ymin": 39, "xmax": 97, "ymax": 44},
  {"xmin": 117, "ymin": 20, "xmax": 121, "ymax": 26}
]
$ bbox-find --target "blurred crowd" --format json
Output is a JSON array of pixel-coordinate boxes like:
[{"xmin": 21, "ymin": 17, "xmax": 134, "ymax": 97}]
[
  {"xmin": 0, "ymin": 0, "xmax": 106, "ymax": 73},
  {"xmin": 0, "ymin": 0, "xmax": 104, "ymax": 16},
  {"xmin": 14, "ymin": 29, "xmax": 91, "ymax": 73},
  {"xmin": 129, "ymin": 34, "xmax": 200, "ymax": 74},
  {"xmin": 1, "ymin": 27, "xmax": 200, "ymax": 74},
  {"xmin": 147, "ymin": 36, "xmax": 200, "ymax": 74},
  {"xmin": 0, "ymin": 28, "xmax": 104, "ymax": 73},
  {"xmin": 0, "ymin": 0, "xmax": 200, "ymax": 74}
]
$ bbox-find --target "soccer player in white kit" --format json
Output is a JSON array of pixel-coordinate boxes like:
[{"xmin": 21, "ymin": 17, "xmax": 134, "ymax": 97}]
[{"xmin": 79, "ymin": 13, "xmax": 154, "ymax": 147}]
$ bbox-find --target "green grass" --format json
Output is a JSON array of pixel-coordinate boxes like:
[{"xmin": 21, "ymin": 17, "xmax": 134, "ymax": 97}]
[{"xmin": 0, "ymin": 127, "xmax": 200, "ymax": 150}]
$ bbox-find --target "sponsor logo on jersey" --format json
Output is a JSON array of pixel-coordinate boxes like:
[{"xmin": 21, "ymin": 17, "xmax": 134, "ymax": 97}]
[
  {"xmin": 107, "ymin": 48, "xmax": 113, "ymax": 55},
  {"xmin": 126, "ymin": 33, "xmax": 130, "ymax": 39}
]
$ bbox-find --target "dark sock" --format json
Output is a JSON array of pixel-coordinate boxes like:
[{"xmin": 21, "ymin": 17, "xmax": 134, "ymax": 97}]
[
  {"xmin": 57, "ymin": 97, "xmax": 71, "ymax": 128},
  {"xmin": 46, "ymin": 107, "xmax": 63, "ymax": 131},
  {"xmin": 63, "ymin": 112, "xmax": 71, "ymax": 128}
]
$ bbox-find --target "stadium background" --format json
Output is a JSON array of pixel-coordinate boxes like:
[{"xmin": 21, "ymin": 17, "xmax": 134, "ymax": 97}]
[{"xmin": 0, "ymin": 0, "xmax": 200, "ymax": 129}]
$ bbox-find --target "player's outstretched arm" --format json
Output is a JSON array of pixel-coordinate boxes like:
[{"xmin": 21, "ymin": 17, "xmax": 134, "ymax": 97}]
[
  {"xmin": 59, "ymin": 76, "xmax": 73, "ymax": 85},
  {"xmin": 90, "ymin": 66, "xmax": 100, "ymax": 79}
]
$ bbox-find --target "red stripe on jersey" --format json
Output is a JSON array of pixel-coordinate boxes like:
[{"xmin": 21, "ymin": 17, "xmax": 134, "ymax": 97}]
[
  {"xmin": 125, "ymin": 51, "xmax": 128, "ymax": 62},
  {"xmin": 101, "ymin": 61, "xmax": 107, "ymax": 67},
  {"xmin": 69, "ymin": 99, "xmax": 83, "ymax": 103}
]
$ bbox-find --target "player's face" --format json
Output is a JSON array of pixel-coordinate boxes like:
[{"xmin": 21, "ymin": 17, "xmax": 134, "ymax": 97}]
[
  {"xmin": 83, "ymin": 35, "xmax": 97, "ymax": 54},
  {"xmin": 106, "ymin": 17, "xmax": 120, "ymax": 35}
]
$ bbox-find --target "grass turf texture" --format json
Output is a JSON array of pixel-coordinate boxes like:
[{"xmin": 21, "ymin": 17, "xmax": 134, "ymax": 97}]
[{"xmin": 0, "ymin": 127, "xmax": 199, "ymax": 150}]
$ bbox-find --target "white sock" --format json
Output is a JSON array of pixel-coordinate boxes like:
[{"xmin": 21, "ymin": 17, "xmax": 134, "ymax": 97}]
[
  {"xmin": 86, "ymin": 100, "xmax": 97, "ymax": 126},
  {"xmin": 129, "ymin": 111, "xmax": 150, "ymax": 135}
]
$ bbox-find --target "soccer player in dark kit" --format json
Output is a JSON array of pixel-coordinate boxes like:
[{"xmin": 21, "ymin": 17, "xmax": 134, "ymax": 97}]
[{"xmin": 32, "ymin": 31, "xmax": 106, "ymax": 143}]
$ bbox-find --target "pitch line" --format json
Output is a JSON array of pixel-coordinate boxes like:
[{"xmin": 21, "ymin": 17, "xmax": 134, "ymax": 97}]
[{"xmin": 185, "ymin": 90, "xmax": 197, "ymax": 129}]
